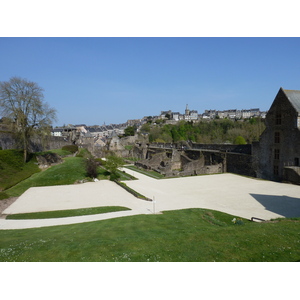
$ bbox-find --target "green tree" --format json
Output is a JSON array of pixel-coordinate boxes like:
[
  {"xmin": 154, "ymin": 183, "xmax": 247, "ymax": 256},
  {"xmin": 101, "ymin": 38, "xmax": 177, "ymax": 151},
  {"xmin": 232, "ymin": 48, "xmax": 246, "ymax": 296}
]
[
  {"xmin": 234, "ymin": 136, "xmax": 247, "ymax": 145},
  {"xmin": 105, "ymin": 155, "xmax": 124, "ymax": 181},
  {"xmin": 0, "ymin": 77, "xmax": 56, "ymax": 162},
  {"xmin": 124, "ymin": 126, "xmax": 135, "ymax": 136}
]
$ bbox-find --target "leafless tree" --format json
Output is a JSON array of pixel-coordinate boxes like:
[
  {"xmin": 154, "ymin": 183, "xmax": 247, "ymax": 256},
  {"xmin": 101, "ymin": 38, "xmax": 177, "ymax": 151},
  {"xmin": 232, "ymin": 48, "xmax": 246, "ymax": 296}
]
[{"xmin": 0, "ymin": 77, "xmax": 56, "ymax": 162}]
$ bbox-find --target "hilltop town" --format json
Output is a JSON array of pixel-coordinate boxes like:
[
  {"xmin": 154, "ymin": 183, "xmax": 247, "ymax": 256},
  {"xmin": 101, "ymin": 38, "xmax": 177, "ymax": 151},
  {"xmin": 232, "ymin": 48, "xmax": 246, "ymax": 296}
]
[{"xmin": 50, "ymin": 105, "xmax": 267, "ymax": 140}]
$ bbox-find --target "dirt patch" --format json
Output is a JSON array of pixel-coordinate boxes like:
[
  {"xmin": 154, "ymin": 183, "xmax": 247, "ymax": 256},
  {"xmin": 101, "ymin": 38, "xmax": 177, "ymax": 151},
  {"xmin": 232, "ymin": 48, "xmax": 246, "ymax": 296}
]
[{"xmin": 0, "ymin": 197, "xmax": 18, "ymax": 217}]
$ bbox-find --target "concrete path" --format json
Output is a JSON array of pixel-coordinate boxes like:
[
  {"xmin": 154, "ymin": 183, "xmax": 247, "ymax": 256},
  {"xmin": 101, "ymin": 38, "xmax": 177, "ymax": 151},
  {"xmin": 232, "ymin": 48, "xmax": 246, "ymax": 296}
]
[
  {"xmin": 1, "ymin": 169, "xmax": 300, "ymax": 230},
  {"xmin": 124, "ymin": 171, "xmax": 300, "ymax": 220}
]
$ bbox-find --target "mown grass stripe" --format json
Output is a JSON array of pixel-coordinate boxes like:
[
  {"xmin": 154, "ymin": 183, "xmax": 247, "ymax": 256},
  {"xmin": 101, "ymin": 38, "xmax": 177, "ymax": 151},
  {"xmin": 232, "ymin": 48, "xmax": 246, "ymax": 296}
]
[{"xmin": 6, "ymin": 206, "xmax": 131, "ymax": 220}]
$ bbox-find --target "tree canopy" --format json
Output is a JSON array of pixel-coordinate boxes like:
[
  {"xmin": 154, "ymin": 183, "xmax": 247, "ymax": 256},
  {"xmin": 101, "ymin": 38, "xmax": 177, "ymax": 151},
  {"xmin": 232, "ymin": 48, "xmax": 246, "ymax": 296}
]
[
  {"xmin": 0, "ymin": 77, "xmax": 56, "ymax": 161},
  {"xmin": 147, "ymin": 118, "xmax": 265, "ymax": 144}
]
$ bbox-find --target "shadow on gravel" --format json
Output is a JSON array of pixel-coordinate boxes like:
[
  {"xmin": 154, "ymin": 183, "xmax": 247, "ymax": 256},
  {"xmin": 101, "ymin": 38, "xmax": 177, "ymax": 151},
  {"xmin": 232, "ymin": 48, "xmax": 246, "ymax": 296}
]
[{"xmin": 250, "ymin": 193, "xmax": 300, "ymax": 218}]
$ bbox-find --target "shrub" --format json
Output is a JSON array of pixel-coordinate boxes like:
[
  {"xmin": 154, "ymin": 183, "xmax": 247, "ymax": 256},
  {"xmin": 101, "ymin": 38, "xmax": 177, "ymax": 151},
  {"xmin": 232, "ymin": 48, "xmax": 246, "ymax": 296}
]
[
  {"xmin": 62, "ymin": 145, "xmax": 78, "ymax": 153},
  {"xmin": 85, "ymin": 158, "xmax": 98, "ymax": 178},
  {"xmin": 76, "ymin": 148, "xmax": 92, "ymax": 158},
  {"xmin": 109, "ymin": 172, "xmax": 121, "ymax": 181},
  {"xmin": 234, "ymin": 136, "xmax": 247, "ymax": 145}
]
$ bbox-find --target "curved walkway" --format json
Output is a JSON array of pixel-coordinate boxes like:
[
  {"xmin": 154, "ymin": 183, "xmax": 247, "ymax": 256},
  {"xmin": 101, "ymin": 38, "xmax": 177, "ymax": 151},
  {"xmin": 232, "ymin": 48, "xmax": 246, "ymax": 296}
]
[{"xmin": 2, "ymin": 169, "xmax": 300, "ymax": 229}]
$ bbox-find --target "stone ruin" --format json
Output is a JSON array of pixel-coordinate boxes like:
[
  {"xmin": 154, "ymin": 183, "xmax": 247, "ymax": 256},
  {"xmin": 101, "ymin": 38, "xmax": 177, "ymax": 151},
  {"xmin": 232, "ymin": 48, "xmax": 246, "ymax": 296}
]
[
  {"xmin": 36, "ymin": 152, "xmax": 63, "ymax": 169},
  {"xmin": 135, "ymin": 147, "xmax": 226, "ymax": 177}
]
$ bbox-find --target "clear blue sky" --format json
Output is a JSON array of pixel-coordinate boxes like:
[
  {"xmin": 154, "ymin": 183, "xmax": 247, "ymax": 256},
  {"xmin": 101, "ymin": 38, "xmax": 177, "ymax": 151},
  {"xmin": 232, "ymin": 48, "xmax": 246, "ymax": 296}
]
[{"xmin": 1, "ymin": 37, "xmax": 300, "ymax": 126}]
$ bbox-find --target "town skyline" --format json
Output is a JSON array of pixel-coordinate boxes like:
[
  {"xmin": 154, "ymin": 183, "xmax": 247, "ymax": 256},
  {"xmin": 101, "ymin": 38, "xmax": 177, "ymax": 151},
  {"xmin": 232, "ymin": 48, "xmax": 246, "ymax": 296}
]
[{"xmin": 53, "ymin": 105, "xmax": 267, "ymax": 129}]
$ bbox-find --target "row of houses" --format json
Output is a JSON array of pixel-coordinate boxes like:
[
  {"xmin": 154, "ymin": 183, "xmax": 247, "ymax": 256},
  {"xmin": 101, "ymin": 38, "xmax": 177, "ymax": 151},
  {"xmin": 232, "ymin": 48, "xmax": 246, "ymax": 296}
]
[
  {"xmin": 160, "ymin": 105, "xmax": 199, "ymax": 122},
  {"xmin": 159, "ymin": 106, "xmax": 267, "ymax": 122},
  {"xmin": 203, "ymin": 108, "xmax": 267, "ymax": 119},
  {"xmin": 51, "ymin": 123, "xmax": 127, "ymax": 139}
]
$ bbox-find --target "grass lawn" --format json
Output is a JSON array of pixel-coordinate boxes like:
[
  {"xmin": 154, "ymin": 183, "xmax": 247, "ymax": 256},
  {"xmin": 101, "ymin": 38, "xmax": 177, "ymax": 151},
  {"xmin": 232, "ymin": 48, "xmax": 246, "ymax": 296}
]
[
  {"xmin": 1, "ymin": 208, "xmax": 300, "ymax": 262},
  {"xmin": 6, "ymin": 206, "xmax": 131, "ymax": 219},
  {"xmin": 4, "ymin": 156, "xmax": 111, "ymax": 198},
  {"xmin": 0, "ymin": 150, "xmax": 41, "ymax": 199},
  {"xmin": 4, "ymin": 156, "xmax": 87, "ymax": 198},
  {"xmin": 125, "ymin": 165, "xmax": 165, "ymax": 179}
]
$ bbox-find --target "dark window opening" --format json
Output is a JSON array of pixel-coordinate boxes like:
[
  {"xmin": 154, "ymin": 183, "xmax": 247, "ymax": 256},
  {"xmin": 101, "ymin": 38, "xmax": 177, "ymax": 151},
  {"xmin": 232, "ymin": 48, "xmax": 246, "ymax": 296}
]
[
  {"xmin": 274, "ymin": 149, "xmax": 280, "ymax": 160},
  {"xmin": 274, "ymin": 132, "xmax": 280, "ymax": 143},
  {"xmin": 275, "ymin": 113, "xmax": 282, "ymax": 125},
  {"xmin": 295, "ymin": 157, "xmax": 299, "ymax": 166}
]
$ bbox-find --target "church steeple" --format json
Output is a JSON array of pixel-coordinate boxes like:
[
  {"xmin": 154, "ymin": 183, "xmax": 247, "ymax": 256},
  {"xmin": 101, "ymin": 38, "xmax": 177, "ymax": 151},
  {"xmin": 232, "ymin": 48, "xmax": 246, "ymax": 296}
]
[{"xmin": 185, "ymin": 104, "xmax": 190, "ymax": 116}]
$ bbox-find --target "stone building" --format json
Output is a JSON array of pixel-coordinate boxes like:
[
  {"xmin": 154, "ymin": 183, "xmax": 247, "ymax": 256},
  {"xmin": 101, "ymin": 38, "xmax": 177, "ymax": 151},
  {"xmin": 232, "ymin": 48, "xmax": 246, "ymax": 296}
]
[{"xmin": 255, "ymin": 87, "xmax": 300, "ymax": 183}]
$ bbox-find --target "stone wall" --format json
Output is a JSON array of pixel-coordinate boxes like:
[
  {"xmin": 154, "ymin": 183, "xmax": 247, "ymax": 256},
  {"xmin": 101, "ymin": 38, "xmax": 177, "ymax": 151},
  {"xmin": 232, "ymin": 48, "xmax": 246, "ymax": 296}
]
[
  {"xmin": 135, "ymin": 148, "xmax": 227, "ymax": 177},
  {"xmin": 0, "ymin": 132, "xmax": 70, "ymax": 152},
  {"xmin": 226, "ymin": 152, "xmax": 256, "ymax": 177},
  {"xmin": 283, "ymin": 167, "xmax": 300, "ymax": 185},
  {"xmin": 190, "ymin": 143, "xmax": 252, "ymax": 154},
  {"xmin": 0, "ymin": 132, "xmax": 16, "ymax": 149}
]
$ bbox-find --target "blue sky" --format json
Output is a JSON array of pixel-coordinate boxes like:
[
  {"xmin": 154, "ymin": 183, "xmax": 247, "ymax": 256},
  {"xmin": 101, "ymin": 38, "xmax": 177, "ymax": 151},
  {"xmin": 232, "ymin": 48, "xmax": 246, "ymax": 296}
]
[{"xmin": 1, "ymin": 37, "xmax": 300, "ymax": 126}]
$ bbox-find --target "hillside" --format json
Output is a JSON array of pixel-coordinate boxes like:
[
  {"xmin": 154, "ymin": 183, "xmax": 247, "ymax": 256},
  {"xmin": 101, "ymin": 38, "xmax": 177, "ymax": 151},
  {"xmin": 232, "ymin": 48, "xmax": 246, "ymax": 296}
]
[{"xmin": 0, "ymin": 150, "xmax": 41, "ymax": 199}]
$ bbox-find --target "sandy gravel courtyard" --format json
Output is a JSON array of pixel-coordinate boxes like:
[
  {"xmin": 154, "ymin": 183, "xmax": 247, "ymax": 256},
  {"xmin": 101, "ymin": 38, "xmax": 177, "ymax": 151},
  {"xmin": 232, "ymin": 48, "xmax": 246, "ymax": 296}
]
[{"xmin": 2, "ymin": 170, "xmax": 300, "ymax": 229}]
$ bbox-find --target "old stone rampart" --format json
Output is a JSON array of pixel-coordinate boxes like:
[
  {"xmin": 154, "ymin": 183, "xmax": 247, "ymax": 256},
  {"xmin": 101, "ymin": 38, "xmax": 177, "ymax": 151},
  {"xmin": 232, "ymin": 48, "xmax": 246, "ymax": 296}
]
[
  {"xmin": 137, "ymin": 143, "xmax": 255, "ymax": 178},
  {"xmin": 0, "ymin": 132, "xmax": 71, "ymax": 152},
  {"xmin": 190, "ymin": 143, "xmax": 252, "ymax": 154},
  {"xmin": 226, "ymin": 152, "xmax": 256, "ymax": 177},
  {"xmin": 0, "ymin": 132, "xmax": 16, "ymax": 149},
  {"xmin": 283, "ymin": 167, "xmax": 300, "ymax": 185}
]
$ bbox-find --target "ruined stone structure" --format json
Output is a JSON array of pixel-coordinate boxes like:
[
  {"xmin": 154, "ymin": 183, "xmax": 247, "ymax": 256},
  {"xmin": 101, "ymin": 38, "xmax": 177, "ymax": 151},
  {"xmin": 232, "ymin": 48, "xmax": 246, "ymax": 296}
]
[
  {"xmin": 135, "ymin": 142, "xmax": 255, "ymax": 177},
  {"xmin": 254, "ymin": 88, "xmax": 300, "ymax": 184},
  {"xmin": 134, "ymin": 88, "xmax": 300, "ymax": 184}
]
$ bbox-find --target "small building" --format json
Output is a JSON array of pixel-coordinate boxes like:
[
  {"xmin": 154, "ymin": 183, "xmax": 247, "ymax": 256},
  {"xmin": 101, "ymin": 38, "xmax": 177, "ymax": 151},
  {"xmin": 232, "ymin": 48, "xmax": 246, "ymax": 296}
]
[
  {"xmin": 255, "ymin": 87, "xmax": 300, "ymax": 183},
  {"xmin": 172, "ymin": 112, "xmax": 180, "ymax": 121},
  {"xmin": 51, "ymin": 128, "xmax": 63, "ymax": 137}
]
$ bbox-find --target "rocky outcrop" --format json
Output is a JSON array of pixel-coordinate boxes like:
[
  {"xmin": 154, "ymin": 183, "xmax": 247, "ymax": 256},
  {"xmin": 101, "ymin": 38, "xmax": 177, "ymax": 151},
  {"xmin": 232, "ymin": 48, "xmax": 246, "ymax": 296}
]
[{"xmin": 36, "ymin": 153, "xmax": 63, "ymax": 169}]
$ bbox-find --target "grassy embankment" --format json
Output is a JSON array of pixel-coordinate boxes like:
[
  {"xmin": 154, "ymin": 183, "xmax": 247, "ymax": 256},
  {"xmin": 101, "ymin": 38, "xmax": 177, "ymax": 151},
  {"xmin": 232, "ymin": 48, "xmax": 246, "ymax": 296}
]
[
  {"xmin": 1, "ymin": 208, "xmax": 300, "ymax": 262},
  {"xmin": 0, "ymin": 149, "xmax": 41, "ymax": 200},
  {"xmin": 6, "ymin": 206, "xmax": 131, "ymax": 220},
  {"xmin": 0, "ymin": 148, "xmax": 132, "ymax": 218},
  {"xmin": 125, "ymin": 165, "xmax": 164, "ymax": 179}
]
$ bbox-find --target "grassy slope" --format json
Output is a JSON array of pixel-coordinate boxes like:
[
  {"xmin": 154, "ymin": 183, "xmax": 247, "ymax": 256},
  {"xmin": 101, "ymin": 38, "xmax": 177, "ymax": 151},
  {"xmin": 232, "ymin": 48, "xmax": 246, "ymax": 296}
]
[
  {"xmin": 6, "ymin": 206, "xmax": 131, "ymax": 220},
  {"xmin": 125, "ymin": 165, "xmax": 165, "ymax": 179},
  {"xmin": 0, "ymin": 150, "xmax": 41, "ymax": 196},
  {"xmin": 1, "ymin": 208, "xmax": 300, "ymax": 262},
  {"xmin": 4, "ymin": 156, "xmax": 87, "ymax": 197}
]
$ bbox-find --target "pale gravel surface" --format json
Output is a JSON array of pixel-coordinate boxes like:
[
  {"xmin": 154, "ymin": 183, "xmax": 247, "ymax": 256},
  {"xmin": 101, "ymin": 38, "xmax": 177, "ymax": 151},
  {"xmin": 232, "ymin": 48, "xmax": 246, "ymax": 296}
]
[{"xmin": 1, "ymin": 169, "xmax": 300, "ymax": 230}]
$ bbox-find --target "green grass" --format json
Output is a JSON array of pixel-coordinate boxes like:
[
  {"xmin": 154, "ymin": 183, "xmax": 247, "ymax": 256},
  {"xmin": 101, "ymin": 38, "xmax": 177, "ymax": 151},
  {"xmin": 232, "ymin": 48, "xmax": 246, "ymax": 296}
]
[
  {"xmin": 6, "ymin": 206, "xmax": 131, "ymax": 220},
  {"xmin": 3, "ymin": 156, "xmax": 111, "ymax": 198},
  {"xmin": 1, "ymin": 208, "xmax": 300, "ymax": 262},
  {"xmin": 125, "ymin": 165, "xmax": 165, "ymax": 179},
  {"xmin": 0, "ymin": 150, "xmax": 41, "ymax": 194},
  {"xmin": 1, "ymin": 148, "xmax": 135, "ymax": 200},
  {"xmin": 37, "ymin": 149, "xmax": 73, "ymax": 157}
]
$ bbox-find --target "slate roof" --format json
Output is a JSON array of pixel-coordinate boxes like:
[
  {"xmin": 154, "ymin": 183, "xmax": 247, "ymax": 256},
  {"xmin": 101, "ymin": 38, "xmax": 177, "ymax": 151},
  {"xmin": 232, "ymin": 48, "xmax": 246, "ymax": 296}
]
[{"xmin": 283, "ymin": 88, "xmax": 300, "ymax": 112}]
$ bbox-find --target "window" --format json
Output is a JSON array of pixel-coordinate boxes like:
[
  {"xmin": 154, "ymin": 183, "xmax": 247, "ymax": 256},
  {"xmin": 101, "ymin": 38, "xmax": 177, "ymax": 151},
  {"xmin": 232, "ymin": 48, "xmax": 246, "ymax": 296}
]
[
  {"xmin": 273, "ymin": 165, "xmax": 279, "ymax": 176},
  {"xmin": 274, "ymin": 149, "xmax": 280, "ymax": 160},
  {"xmin": 274, "ymin": 132, "xmax": 280, "ymax": 143},
  {"xmin": 275, "ymin": 113, "xmax": 282, "ymax": 125},
  {"xmin": 295, "ymin": 157, "xmax": 299, "ymax": 166}
]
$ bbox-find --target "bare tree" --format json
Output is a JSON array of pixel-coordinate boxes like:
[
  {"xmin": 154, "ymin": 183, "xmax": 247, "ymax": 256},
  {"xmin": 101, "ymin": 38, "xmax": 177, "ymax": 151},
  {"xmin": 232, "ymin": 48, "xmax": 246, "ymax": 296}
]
[{"xmin": 0, "ymin": 76, "xmax": 56, "ymax": 162}]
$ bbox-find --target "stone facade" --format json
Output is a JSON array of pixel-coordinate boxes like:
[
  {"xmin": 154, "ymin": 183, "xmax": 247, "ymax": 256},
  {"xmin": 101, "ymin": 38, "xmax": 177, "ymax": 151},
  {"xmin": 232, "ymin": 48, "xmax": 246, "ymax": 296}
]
[{"xmin": 254, "ymin": 88, "xmax": 300, "ymax": 183}]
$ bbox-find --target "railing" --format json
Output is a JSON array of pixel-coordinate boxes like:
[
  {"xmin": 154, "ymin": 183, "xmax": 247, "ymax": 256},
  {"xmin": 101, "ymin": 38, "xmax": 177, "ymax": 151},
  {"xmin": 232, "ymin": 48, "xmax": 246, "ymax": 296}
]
[{"xmin": 251, "ymin": 217, "xmax": 266, "ymax": 222}]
